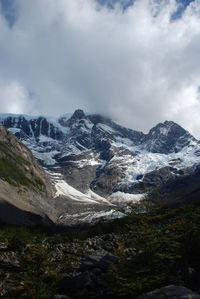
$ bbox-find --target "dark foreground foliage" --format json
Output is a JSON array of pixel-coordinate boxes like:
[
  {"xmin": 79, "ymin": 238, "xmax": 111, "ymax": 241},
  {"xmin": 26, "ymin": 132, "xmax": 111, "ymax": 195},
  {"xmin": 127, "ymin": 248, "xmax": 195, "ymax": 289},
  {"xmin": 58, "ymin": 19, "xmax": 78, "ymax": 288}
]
[
  {"xmin": 0, "ymin": 199, "xmax": 200, "ymax": 298},
  {"xmin": 110, "ymin": 202, "xmax": 200, "ymax": 297}
]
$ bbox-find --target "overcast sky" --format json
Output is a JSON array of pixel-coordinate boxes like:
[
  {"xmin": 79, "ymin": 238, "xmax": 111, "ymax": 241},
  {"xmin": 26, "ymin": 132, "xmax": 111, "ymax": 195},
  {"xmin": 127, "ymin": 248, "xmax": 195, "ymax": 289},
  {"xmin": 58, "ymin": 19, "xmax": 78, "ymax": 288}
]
[{"xmin": 0, "ymin": 0, "xmax": 200, "ymax": 137}]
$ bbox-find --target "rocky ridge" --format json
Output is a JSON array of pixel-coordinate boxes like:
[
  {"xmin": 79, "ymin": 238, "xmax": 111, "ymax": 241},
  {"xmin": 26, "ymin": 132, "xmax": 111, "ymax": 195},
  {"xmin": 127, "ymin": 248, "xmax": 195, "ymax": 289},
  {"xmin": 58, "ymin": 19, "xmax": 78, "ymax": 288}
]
[{"xmin": 0, "ymin": 126, "xmax": 56, "ymax": 225}]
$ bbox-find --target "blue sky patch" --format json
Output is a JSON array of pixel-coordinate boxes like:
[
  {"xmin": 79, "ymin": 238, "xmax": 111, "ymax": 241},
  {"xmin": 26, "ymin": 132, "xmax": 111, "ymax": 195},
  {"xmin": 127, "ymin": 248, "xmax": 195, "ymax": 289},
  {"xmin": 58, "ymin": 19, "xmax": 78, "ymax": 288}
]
[
  {"xmin": 0, "ymin": 0, "xmax": 196, "ymax": 27},
  {"xmin": 97, "ymin": 0, "xmax": 195, "ymax": 11},
  {"xmin": 0, "ymin": 0, "xmax": 17, "ymax": 27},
  {"xmin": 173, "ymin": 0, "xmax": 195, "ymax": 19},
  {"xmin": 97, "ymin": 0, "xmax": 134, "ymax": 10}
]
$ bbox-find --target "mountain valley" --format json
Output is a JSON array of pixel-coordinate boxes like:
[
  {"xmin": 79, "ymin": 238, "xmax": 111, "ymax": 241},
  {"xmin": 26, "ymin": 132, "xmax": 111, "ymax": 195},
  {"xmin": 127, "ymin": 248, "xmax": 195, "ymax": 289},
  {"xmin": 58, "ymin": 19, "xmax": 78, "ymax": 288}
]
[
  {"xmin": 1, "ymin": 110, "xmax": 200, "ymax": 298},
  {"xmin": 0, "ymin": 110, "xmax": 199, "ymax": 224},
  {"xmin": 0, "ymin": 109, "xmax": 200, "ymax": 224}
]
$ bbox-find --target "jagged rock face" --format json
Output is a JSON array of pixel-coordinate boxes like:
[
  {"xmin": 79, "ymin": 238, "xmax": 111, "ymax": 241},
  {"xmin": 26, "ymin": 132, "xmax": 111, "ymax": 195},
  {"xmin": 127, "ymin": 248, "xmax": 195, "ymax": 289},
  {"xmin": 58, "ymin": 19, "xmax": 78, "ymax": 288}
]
[
  {"xmin": 0, "ymin": 115, "xmax": 63, "ymax": 141},
  {"xmin": 88, "ymin": 114, "xmax": 144, "ymax": 146},
  {"xmin": 0, "ymin": 110, "xmax": 199, "ymax": 200},
  {"xmin": 0, "ymin": 111, "xmax": 195, "ymax": 158},
  {"xmin": 0, "ymin": 110, "xmax": 145, "ymax": 157},
  {"xmin": 59, "ymin": 109, "xmax": 86, "ymax": 127},
  {"xmin": 143, "ymin": 121, "xmax": 195, "ymax": 154},
  {"xmin": 131, "ymin": 167, "xmax": 177, "ymax": 193}
]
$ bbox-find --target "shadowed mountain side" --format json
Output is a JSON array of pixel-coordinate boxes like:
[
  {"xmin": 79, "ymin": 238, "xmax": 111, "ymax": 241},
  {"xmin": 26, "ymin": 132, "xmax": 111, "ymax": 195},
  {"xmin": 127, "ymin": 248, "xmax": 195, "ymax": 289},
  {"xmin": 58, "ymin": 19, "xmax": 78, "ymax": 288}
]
[
  {"xmin": 0, "ymin": 126, "xmax": 56, "ymax": 225},
  {"xmin": 142, "ymin": 165, "xmax": 200, "ymax": 210},
  {"xmin": 160, "ymin": 165, "xmax": 200, "ymax": 206},
  {"xmin": 0, "ymin": 200, "xmax": 53, "ymax": 226}
]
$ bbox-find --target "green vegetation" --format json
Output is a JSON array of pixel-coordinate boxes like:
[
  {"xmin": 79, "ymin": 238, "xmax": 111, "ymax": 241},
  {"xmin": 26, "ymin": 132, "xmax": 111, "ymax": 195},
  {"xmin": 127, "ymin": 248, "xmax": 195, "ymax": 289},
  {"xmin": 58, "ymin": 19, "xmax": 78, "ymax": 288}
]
[
  {"xmin": 0, "ymin": 141, "xmax": 44, "ymax": 191},
  {"xmin": 0, "ymin": 199, "xmax": 200, "ymax": 298},
  {"xmin": 0, "ymin": 158, "xmax": 33, "ymax": 187},
  {"xmin": 109, "ymin": 202, "xmax": 200, "ymax": 297}
]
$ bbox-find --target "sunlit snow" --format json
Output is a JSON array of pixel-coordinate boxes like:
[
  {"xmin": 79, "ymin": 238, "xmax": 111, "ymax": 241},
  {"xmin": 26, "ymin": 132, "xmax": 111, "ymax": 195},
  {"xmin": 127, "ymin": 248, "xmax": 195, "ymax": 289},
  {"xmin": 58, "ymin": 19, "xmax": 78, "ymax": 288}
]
[
  {"xmin": 109, "ymin": 192, "xmax": 146, "ymax": 204},
  {"xmin": 122, "ymin": 143, "xmax": 200, "ymax": 184}
]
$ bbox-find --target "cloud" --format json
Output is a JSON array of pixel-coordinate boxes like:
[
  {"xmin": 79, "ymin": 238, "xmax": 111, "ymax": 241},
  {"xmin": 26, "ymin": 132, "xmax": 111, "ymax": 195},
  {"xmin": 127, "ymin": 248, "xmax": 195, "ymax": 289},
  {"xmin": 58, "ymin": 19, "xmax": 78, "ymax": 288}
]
[
  {"xmin": 0, "ymin": 78, "xmax": 32, "ymax": 114},
  {"xmin": 0, "ymin": 0, "xmax": 200, "ymax": 137}
]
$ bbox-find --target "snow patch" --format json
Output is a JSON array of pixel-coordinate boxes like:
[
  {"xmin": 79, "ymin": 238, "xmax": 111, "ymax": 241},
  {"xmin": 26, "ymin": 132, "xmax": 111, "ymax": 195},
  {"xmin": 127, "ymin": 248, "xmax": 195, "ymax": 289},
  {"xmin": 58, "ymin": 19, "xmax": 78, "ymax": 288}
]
[
  {"xmin": 160, "ymin": 126, "xmax": 170, "ymax": 136},
  {"xmin": 109, "ymin": 192, "xmax": 146, "ymax": 204},
  {"xmin": 48, "ymin": 170, "xmax": 112, "ymax": 205},
  {"xmin": 76, "ymin": 158, "xmax": 100, "ymax": 168},
  {"xmin": 86, "ymin": 189, "xmax": 112, "ymax": 205},
  {"xmin": 33, "ymin": 150, "xmax": 59, "ymax": 165},
  {"xmin": 54, "ymin": 180, "xmax": 98, "ymax": 203},
  {"xmin": 38, "ymin": 135, "xmax": 55, "ymax": 143},
  {"xmin": 59, "ymin": 209, "xmax": 125, "ymax": 224},
  {"xmin": 122, "ymin": 143, "xmax": 200, "ymax": 184},
  {"xmin": 8, "ymin": 127, "xmax": 21, "ymax": 134},
  {"xmin": 97, "ymin": 123, "xmax": 116, "ymax": 134}
]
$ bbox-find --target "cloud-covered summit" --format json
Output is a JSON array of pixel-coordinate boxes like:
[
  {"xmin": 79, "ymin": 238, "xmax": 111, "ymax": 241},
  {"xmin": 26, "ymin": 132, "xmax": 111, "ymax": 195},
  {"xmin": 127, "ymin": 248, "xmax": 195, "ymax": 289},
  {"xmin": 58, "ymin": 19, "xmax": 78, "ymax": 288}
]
[{"xmin": 0, "ymin": 0, "xmax": 200, "ymax": 137}]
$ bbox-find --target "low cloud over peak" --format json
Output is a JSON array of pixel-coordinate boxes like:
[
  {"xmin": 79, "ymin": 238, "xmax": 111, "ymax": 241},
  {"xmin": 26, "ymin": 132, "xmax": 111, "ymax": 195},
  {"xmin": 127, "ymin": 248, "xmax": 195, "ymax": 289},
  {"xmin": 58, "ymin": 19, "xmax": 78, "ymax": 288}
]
[{"xmin": 0, "ymin": 0, "xmax": 200, "ymax": 137}]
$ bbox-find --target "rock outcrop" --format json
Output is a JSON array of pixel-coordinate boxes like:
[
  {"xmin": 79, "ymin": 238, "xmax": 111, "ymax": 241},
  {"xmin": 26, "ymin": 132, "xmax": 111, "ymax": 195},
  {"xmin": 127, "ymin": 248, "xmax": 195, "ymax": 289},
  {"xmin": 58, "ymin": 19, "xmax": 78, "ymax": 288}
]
[{"xmin": 138, "ymin": 285, "xmax": 200, "ymax": 299}]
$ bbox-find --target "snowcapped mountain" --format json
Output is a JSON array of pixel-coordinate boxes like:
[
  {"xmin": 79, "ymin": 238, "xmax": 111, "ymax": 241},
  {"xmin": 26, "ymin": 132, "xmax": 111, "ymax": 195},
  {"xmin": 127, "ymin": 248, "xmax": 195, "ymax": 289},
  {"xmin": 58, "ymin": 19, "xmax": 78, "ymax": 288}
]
[
  {"xmin": 142, "ymin": 120, "xmax": 196, "ymax": 153},
  {"xmin": 0, "ymin": 109, "xmax": 199, "ymax": 223}
]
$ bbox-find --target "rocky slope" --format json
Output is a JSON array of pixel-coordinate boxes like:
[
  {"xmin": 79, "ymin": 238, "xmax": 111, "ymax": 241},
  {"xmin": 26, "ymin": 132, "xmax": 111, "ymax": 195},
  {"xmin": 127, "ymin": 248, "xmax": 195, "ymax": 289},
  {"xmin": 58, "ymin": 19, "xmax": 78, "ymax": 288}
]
[{"xmin": 0, "ymin": 126, "xmax": 55, "ymax": 225}]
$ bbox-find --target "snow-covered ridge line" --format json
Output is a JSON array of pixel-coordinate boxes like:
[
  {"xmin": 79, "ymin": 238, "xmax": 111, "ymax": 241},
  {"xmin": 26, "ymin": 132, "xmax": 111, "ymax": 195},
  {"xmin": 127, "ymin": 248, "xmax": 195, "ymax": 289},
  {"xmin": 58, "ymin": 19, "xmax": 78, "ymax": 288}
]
[
  {"xmin": 0, "ymin": 111, "xmax": 193, "ymax": 139},
  {"xmin": 0, "ymin": 113, "xmax": 71, "ymax": 121},
  {"xmin": 1, "ymin": 110, "xmax": 200, "ymax": 196},
  {"xmin": 0, "ymin": 113, "xmax": 71, "ymax": 129},
  {"xmin": 0, "ymin": 113, "xmax": 45, "ymax": 120}
]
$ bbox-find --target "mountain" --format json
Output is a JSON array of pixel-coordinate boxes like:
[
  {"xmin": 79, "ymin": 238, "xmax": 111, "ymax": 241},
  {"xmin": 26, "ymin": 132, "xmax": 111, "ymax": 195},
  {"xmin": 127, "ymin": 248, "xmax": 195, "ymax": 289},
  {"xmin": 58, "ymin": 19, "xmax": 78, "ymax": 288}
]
[
  {"xmin": 0, "ymin": 125, "xmax": 122, "ymax": 225},
  {"xmin": 142, "ymin": 120, "xmax": 196, "ymax": 153},
  {"xmin": 1, "ymin": 112, "xmax": 200, "ymax": 298},
  {"xmin": 0, "ymin": 109, "xmax": 200, "ymax": 224},
  {"xmin": 0, "ymin": 126, "xmax": 54, "ymax": 225},
  {"xmin": 156, "ymin": 163, "xmax": 200, "ymax": 207}
]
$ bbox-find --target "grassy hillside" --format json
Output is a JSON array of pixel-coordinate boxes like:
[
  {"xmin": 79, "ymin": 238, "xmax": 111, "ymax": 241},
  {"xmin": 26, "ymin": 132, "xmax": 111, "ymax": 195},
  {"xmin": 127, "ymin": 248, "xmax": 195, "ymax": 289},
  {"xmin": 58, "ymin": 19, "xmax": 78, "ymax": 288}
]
[
  {"xmin": 0, "ymin": 123, "xmax": 53, "ymax": 198},
  {"xmin": 0, "ymin": 141, "xmax": 44, "ymax": 191}
]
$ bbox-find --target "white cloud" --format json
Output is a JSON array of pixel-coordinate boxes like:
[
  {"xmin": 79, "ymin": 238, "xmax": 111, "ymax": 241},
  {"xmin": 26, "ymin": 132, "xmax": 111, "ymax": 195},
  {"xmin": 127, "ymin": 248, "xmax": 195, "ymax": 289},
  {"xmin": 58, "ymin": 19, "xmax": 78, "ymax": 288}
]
[
  {"xmin": 0, "ymin": 78, "xmax": 33, "ymax": 114},
  {"xmin": 0, "ymin": 0, "xmax": 200, "ymax": 136}
]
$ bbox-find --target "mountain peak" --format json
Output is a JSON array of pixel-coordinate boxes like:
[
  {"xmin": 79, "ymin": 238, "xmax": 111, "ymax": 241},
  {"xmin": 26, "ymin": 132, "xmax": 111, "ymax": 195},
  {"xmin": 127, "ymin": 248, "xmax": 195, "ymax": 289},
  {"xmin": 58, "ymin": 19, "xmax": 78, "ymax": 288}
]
[
  {"xmin": 163, "ymin": 120, "xmax": 175, "ymax": 125},
  {"xmin": 71, "ymin": 109, "xmax": 86, "ymax": 120},
  {"xmin": 58, "ymin": 109, "xmax": 87, "ymax": 127},
  {"xmin": 149, "ymin": 120, "xmax": 187, "ymax": 136},
  {"xmin": 143, "ymin": 120, "xmax": 195, "ymax": 154},
  {"xmin": 163, "ymin": 120, "xmax": 182, "ymax": 128}
]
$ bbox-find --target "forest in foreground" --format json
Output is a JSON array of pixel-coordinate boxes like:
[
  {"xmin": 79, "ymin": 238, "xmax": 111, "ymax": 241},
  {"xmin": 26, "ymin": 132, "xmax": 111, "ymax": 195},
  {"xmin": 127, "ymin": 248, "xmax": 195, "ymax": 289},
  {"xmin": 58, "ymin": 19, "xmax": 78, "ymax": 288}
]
[{"xmin": 0, "ymin": 196, "xmax": 200, "ymax": 298}]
